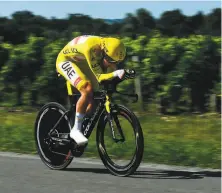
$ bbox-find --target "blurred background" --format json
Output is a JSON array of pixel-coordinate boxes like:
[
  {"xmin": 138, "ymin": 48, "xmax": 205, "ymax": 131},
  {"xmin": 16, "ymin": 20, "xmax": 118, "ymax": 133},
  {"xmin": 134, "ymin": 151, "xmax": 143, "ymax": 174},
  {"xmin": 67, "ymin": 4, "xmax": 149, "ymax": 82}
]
[{"xmin": 0, "ymin": 1, "xmax": 221, "ymax": 168}]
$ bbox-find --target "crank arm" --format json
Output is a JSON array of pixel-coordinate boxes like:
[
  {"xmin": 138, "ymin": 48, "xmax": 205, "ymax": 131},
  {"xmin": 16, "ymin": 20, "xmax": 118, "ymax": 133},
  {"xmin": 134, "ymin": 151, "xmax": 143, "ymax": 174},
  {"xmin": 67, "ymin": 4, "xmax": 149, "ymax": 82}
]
[
  {"xmin": 50, "ymin": 150, "xmax": 75, "ymax": 159},
  {"xmin": 50, "ymin": 136, "xmax": 71, "ymax": 145}
]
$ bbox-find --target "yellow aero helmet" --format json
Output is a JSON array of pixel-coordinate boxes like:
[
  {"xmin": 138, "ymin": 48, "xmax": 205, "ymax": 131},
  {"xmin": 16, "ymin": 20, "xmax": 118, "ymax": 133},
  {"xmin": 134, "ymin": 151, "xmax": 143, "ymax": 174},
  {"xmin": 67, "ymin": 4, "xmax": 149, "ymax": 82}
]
[{"xmin": 103, "ymin": 37, "xmax": 126, "ymax": 62}]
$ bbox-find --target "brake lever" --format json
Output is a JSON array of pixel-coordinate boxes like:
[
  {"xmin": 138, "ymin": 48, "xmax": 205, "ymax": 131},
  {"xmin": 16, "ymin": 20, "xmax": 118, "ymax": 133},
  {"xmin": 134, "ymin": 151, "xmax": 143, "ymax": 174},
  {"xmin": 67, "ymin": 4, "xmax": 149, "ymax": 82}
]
[{"xmin": 124, "ymin": 69, "xmax": 136, "ymax": 79}]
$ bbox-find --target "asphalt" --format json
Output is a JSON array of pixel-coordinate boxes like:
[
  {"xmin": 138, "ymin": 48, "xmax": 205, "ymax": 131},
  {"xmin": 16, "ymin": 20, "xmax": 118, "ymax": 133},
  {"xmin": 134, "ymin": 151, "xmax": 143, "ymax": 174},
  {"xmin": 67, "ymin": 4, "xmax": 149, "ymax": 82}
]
[{"xmin": 0, "ymin": 152, "xmax": 221, "ymax": 193}]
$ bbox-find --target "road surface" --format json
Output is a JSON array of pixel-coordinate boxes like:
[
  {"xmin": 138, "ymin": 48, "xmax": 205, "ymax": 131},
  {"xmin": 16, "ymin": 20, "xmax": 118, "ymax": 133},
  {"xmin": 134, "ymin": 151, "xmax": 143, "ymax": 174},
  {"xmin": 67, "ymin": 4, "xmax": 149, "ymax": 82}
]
[{"xmin": 0, "ymin": 152, "xmax": 220, "ymax": 193}]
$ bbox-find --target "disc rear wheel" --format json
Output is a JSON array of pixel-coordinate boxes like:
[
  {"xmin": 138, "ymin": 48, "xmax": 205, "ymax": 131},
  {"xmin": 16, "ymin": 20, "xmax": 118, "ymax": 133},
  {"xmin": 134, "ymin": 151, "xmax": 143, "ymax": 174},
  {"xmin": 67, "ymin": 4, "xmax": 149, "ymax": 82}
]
[{"xmin": 34, "ymin": 102, "xmax": 73, "ymax": 170}]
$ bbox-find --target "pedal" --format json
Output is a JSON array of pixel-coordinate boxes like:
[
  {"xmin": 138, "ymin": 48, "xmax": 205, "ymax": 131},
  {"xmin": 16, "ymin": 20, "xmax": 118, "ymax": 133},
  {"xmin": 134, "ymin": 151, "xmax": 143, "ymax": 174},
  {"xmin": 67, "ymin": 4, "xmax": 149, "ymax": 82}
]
[{"xmin": 71, "ymin": 143, "xmax": 88, "ymax": 157}]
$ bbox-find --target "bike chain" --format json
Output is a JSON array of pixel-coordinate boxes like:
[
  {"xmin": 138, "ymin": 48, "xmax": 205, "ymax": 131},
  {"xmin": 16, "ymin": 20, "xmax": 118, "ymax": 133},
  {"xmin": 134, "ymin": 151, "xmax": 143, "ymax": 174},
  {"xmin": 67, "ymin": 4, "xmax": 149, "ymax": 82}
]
[
  {"xmin": 50, "ymin": 145, "xmax": 86, "ymax": 158},
  {"xmin": 50, "ymin": 149, "xmax": 75, "ymax": 159}
]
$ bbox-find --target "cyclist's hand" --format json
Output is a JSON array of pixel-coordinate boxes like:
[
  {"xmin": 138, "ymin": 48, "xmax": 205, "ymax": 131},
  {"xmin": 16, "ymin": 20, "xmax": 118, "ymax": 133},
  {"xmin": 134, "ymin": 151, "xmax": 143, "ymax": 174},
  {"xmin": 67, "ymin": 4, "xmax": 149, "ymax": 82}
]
[
  {"xmin": 113, "ymin": 69, "xmax": 136, "ymax": 80},
  {"xmin": 113, "ymin": 69, "xmax": 125, "ymax": 79}
]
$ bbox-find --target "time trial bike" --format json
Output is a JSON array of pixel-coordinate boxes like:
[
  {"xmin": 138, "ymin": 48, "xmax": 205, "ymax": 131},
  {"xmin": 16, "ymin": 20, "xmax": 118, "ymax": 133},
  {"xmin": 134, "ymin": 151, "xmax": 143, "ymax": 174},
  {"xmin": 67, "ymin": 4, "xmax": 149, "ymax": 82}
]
[{"xmin": 34, "ymin": 69, "xmax": 144, "ymax": 177}]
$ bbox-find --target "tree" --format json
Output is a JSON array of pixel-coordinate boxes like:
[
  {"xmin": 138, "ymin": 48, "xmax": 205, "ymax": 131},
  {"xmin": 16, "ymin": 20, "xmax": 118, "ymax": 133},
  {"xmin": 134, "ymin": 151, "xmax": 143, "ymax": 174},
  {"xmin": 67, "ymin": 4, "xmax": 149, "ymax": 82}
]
[
  {"xmin": 157, "ymin": 9, "xmax": 187, "ymax": 37},
  {"xmin": 0, "ymin": 36, "xmax": 46, "ymax": 105},
  {"xmin": 135, "ymin": 8, "xmax": 156, "ymax": 34},
  {"xmin": 92, "ymin": 19, "xmax": 110, "ymax": 35},
  {"xmin": 178, "ymin": 35, "xmax": 220, "ymax": 112},
  {"xmin": 203, "ymin": 8, "xmax": 221, "ymax": 36},
  {"xmin": 186, "ymin": 11, "xmax": 205, "ymax": 35},
  {"xmin": 0, "ymin": 44, "xmax": 10, "ymax": 70},
  {"xmin": 33, "ymin": 39, "xmax": 68, "ymax": 105},
  {"xmin": 121, "ymin": 13, "xmax": 139, "ymax": 38}
]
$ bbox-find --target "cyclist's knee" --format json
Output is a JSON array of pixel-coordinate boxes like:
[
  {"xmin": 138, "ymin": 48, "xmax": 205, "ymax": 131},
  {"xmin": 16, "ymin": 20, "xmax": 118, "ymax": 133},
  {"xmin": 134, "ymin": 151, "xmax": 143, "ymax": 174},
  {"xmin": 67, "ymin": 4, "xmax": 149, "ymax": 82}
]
[{"xmin": 79, "ymin": 81, "xmax": 93, "ymax": 98}]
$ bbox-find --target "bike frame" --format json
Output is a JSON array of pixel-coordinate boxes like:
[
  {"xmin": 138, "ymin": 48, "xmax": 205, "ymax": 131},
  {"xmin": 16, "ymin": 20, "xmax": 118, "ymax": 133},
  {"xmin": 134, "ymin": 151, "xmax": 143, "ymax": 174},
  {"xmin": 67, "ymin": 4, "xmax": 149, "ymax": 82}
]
[
  {"xmin": 70, "ymin": 93, "xmax": 107, "ymax": 138},
  {"xmin": 48, "ymin": 81, "xmax": 115, "ymax": 142},
  {"xmin": 48, "ymin": 80, "xmax": 138, "ymax": 144}
]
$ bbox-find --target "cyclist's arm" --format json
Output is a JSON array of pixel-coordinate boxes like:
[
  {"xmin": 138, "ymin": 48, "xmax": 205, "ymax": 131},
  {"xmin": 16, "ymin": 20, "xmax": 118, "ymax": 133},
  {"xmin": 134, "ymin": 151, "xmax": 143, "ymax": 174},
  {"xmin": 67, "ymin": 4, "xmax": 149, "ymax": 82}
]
[
  {"xmin": 97, "ymin": 65, "xmax": 120, "ymax": 82},
  {"xmin": 97, "ymin": 73, "xmax": 116, "ymax": 82},
  {"xmin": 84, "ymin": 47, "xmax": 116, "ymax": 83}
]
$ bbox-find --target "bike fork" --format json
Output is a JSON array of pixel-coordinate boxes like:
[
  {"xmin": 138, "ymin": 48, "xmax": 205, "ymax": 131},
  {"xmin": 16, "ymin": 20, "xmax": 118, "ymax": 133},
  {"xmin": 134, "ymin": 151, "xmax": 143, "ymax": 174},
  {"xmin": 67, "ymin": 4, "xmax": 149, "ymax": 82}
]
[{"xmin": 105, "ymin": 95, "xmax": 125, "ymax": 143}]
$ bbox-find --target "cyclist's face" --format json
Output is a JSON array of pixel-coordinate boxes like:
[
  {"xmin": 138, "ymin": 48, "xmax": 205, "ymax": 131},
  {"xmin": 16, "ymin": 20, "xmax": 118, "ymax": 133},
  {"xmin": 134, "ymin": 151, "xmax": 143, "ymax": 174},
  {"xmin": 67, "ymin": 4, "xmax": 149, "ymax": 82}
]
[
  {"xmin": 103, "ymin": 58, "xmax": 117, "ymax": 70},
  {"xmin": 103, "ymin": 52, "xmax": 119, "ymax": 69}
]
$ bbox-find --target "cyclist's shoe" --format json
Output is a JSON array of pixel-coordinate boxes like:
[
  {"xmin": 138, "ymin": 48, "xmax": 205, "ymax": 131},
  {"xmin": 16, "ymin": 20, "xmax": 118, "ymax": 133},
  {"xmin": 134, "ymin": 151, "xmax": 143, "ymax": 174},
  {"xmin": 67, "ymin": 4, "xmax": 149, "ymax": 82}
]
[{"xmin": 70, "ymin": 129, "xmax": 88, "ymax": 146}]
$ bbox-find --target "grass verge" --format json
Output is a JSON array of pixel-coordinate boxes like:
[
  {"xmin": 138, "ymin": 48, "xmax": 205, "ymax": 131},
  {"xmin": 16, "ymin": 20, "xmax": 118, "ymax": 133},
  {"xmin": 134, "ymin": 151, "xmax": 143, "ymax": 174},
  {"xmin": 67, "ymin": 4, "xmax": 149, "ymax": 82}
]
[{"xmin": 0, "ymin": 107, "xmax": 220, "ymax": 169}]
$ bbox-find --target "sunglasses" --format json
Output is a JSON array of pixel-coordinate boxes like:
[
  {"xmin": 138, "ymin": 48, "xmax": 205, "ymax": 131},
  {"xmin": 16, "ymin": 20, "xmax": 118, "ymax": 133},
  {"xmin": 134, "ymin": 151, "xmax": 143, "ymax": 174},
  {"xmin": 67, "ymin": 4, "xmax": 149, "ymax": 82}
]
[{"xmin": 104, "ymin": 53, "xmax": 119, "ymax": 64}]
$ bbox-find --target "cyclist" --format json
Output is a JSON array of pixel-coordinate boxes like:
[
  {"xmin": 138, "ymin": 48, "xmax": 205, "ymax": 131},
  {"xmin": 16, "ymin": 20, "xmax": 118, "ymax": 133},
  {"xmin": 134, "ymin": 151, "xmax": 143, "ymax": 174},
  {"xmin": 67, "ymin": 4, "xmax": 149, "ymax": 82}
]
[{"xmin": 56, "ymin": 35, "xmax": 128, "ymax": 146}]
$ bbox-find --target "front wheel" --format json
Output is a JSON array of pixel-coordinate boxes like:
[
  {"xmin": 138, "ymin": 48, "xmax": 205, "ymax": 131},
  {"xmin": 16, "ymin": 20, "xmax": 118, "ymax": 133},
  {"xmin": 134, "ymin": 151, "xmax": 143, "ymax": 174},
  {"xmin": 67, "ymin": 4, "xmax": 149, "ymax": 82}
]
[{"xmin": 96, "ymin": 104, "xmax": 144, "ymax": 176}]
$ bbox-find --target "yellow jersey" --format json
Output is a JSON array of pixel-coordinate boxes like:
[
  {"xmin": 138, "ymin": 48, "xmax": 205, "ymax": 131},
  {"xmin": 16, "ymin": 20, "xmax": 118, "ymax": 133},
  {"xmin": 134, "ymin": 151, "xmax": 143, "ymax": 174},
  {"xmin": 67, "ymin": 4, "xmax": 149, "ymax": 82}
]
[{"xmin": 57, "ymin": 35, "xmax": 115, "ymax": 83}]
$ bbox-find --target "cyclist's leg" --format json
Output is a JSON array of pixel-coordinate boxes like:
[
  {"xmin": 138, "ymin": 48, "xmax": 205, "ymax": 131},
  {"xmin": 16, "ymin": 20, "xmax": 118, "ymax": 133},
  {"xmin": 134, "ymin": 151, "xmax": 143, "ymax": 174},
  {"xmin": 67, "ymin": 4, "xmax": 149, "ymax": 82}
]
[
  {"xmin": 56, "ymin": 60, "xmax": 92, "ymax": 145},
  {"xmin": 76, "ymin": 61, "xmax": 100, "ymax": 116}
]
